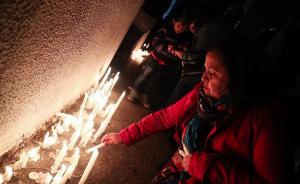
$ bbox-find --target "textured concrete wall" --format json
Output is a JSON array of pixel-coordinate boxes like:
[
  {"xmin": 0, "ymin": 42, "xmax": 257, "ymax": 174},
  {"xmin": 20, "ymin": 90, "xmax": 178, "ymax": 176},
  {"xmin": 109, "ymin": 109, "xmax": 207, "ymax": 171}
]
[{"xmin": 0, "ymin": 0, "xmax": 143, "ymax": 156}]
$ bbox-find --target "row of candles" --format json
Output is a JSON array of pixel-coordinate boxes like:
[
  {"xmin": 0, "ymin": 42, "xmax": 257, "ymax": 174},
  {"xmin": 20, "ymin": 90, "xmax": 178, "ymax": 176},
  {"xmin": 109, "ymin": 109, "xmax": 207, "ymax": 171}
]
[{"xmin": 0, "ymin": 67, "xmax": 125, "ymax": 184}]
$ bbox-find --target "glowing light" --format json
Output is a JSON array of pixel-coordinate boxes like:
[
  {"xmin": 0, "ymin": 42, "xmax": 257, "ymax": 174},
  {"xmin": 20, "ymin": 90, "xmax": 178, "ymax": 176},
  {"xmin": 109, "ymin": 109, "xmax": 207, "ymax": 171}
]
[
  {"xmin": 78, "ymin": 149, "xmax": 99, "ymax": 184},
  {"xmin": 4, "ymin": 166, "xmax": 13, "ymax": 181},
  {"xmin": 51, "ymin": 142, "xmax": 67, "ymax": 173},
  {"xmin": 130, "ymin": 49, "xmax": 150, "ymax": 64},
  {"xmin": 28, "ymin": 146, "xmax": 41, "ymax": 162}
]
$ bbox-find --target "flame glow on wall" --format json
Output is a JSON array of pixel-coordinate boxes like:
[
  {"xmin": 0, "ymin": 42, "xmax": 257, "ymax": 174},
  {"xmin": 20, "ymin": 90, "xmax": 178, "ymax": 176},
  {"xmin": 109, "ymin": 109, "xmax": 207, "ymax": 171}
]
[{"xmin": 0, "ymin": 67, "xmax": 125, "ymax": 184}]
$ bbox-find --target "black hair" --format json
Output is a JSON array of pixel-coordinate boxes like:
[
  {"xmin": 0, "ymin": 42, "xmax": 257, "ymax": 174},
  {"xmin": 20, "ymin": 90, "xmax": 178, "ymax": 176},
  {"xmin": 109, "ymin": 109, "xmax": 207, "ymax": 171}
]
[
  {"xmin": 170, "ymin": 5, "xmax": 193, "ymax": 25},
  {"xmin": 209, "ymin": 37, "xmax": 277, "ymax": 109}
]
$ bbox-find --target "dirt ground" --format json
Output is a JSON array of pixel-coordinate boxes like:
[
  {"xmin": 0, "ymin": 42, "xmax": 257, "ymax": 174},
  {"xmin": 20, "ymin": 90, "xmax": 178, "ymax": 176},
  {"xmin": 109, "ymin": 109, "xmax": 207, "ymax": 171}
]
[{"xmin": 0, "ymin": 62, "xmax": 174, "ymax": 184}]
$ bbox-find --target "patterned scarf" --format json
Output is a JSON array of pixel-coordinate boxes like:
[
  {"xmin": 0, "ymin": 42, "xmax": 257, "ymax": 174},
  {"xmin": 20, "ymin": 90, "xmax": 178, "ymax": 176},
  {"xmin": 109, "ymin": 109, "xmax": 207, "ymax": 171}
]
[{"xmin": 183, "ymin": 88, "xmax": 229, "ymax": 153}]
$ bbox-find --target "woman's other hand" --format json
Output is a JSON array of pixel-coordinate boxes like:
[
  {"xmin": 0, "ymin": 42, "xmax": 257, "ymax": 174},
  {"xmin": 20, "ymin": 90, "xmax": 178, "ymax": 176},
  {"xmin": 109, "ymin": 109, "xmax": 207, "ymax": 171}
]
[{"xmin": 101, "ymin": 133, "xmax": 123, "ymax": 145}]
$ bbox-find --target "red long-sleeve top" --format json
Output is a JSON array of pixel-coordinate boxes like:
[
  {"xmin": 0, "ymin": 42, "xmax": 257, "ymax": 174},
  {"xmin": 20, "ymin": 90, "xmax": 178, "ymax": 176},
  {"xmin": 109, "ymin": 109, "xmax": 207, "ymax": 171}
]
[{"xmin": 119, "ymin": 83, "xmax": 291, "ymax": 184}]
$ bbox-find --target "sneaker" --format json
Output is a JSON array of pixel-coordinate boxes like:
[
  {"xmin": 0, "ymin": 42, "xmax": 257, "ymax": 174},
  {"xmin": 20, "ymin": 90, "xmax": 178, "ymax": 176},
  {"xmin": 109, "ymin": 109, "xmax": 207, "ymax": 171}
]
[
  {"xmin": 139, "ymin": 94, "xmax": 151, "ymax": 109},
  {"xmin": 127, "ymin": 87, "xmax": 138, "ymax": 102}
]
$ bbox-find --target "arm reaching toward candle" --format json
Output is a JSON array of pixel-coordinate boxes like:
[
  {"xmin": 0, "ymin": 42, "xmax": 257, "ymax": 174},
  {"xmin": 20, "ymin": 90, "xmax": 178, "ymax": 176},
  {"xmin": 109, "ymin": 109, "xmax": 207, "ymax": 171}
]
[{"xmin": 101, "ymin": 133, "xmax": 123, "ymax": 145}]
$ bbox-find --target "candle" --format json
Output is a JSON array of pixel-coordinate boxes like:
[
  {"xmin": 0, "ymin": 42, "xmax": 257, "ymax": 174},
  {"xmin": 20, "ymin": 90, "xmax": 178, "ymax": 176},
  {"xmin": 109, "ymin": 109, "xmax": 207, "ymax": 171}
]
[
  {"xmin": 86, "ymin": 143, "xmax": 105, "ymax": 153},
  {"xmin": 78, "ymin": 92, "xmax": 89, "ymax": 120},
  {"xmin": 51, "ymin": 164, "xmax": 67, "ymax": 184},
  {"xmin": 56, "ymin": 113, "xmax": 78, "ymax": 131},
  {"xmin": 0, "ymin": 174, "xmax": 4, "ymax": 184},
  {"xmin": 45, "ymin": 173, "xmax": 53, "ymax": 184},
  {"xmin": 79, "ymin": 131, "xmax": 93, "ymax": 147},
  {"xmin": 19, "ymin": 151, "xmax": 29, "ymax": 168},
  {"xmin": 28, "ymin": 146, "xmax": 41, "ymax": 162},
  {"xmin": 4, "ymin": 166, "xmax": 13, "ymax": 182},
  {"xmin": 61, "ymin": 165, "xmax": 75, "ymax": 184},
  {"xmin": 68, "ymin": 129, "xmax": 81, "ymax": 150},
  {"xmin": 92, "ymin": 104, "xmax": 115, "ymax": 142},
  {"xmin": 51, "ymin": 142, "xmax": 67, "ymax": 173},
  {"xmin": 98, "ymin": 67, "xmax": 111, "ymax": 91},
  {"xmin": 78, "ymin": 149, "xmax": 99, "ymax": 184},
  {"xmin": 70, "ymin": 148, "xmax": 80, "ymax": 168},
  {"xmin": 107, "ymin": 72, "xmax": 119, "ymax": 94},
  {"xmin": 55, "ymin": 121, "xmax": 64, "ymax": 135},
  {"xmin": 115, "ymin": 91, "xmax": 126, "ymax": 110},
  {"xmin": 42, "ymin": 131, "xmax": 57, "ymax": 149}
]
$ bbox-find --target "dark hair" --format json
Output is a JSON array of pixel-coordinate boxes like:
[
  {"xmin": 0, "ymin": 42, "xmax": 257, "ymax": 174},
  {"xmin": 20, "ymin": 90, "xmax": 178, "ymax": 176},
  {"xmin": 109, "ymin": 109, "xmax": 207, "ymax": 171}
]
[
  {"xmin": 170, "ymin": 5, "xmax": 193, "ymax": 25},
  {"xmin": 209, "ymin": 37, "xmax": 277, "ymax": 108}
]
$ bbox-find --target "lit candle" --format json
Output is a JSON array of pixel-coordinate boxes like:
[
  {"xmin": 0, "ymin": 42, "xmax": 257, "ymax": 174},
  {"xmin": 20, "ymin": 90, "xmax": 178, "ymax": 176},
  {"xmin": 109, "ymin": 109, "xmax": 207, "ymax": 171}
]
[
  {"xmin": 42, "ymin": 131, "xmax": 57, "ymax": 149},
  {"xmin": 51, "ymin": 142, "xmax": 67, "ymax": 173},
  {"xmin": 45, "ymin": 173, "xmax": 53, "ymax": 184},
  {"xmin": 55, "ymin": 121, "xmax": 64, "ymax": 135},
  {"xmin": 4, "ymin": 166, "xmax": 13, "ymax": 182},
  {"xmin": 19, "ymin": 151, "xmax": 29, "ymax": 168},
  {"xmin": 115, "ymin": 91, "xmax": 126, "ymax": 110},
  {"xmin": 68, "ymin": 129, "xmax": 81, "ymax": 150},
  {"xmin": 107, "ymin": 72, "xmax": 119, "ymax": 94},
  {"xmin": 0, "ymin": 174, "xmax": 4, "ymax": 184},
  {"xmin": 92, "ymin": 104, "xmax": 115, "ymax": 143},
  {"xmin": 56, "ymin": 113, "xmax": 78, "ymax": 131},
  {"xmin": 98, "ymin": 67, "xmax": 111, "ymax": 91},
  {"xmin": 78, "ymin": 92, "xmax": 89, "ymax": 121},
  {"xmin": 61, "ymin": 165, "xmax": 74, "ymax": 184},
  {"xmin": 78, "ymin": 149, "xmax": 99, "ymax": 184},
  {"xmin": 86, "ymin": 143, "xmax": 105, "ymax": 153},
  {"xmin": 28, "ymin": 146, "xmax": 41, "ymax": 162},
  {"xmin": 70, "ymin": 148, "xmax": 80, "ymax": 168},
  {"xmin": 79, "ymin": 130, "xmax": 93, "ymax": 147},
  {"xmin": 51, "ymin": 164, "xmax": 66, "ymax": 184}
]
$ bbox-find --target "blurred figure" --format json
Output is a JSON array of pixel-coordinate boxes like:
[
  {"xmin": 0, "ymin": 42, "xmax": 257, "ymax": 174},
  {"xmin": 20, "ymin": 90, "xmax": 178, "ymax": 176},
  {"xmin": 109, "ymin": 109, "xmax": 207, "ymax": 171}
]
[{"xmin": 127, "ymin": 6, "xmax": 193, "ymax": 109}]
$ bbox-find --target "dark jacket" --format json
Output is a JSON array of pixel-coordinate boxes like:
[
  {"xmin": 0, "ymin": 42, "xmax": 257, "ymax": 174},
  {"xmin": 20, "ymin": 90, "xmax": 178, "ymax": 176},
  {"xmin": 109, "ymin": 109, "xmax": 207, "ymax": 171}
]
[{"xmin": 151, "ymin": 25, "xmax": 192, "ymax": 67}]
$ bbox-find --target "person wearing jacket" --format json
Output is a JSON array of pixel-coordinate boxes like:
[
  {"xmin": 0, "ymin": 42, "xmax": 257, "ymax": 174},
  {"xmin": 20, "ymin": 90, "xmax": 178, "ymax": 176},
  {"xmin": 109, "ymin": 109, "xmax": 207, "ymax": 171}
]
[
  {"xmin": 127, "ymin": 6, "xmax": 193, "ymax": 109},
  {"xmin": 101, "ymin": 37, "xmax": 292, "ymax": 184}
]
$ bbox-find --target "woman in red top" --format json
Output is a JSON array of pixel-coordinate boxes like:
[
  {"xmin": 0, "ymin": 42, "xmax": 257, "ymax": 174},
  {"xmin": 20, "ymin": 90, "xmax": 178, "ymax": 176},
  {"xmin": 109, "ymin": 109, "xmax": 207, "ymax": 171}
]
[{"xmin": 101, "ymin": 37, "xmax": 292, "ymax": 184}]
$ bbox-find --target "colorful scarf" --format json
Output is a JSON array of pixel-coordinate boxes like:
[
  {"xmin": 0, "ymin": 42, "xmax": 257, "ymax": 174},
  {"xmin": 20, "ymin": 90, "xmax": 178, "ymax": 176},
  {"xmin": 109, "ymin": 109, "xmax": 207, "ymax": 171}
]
[{"xmin": 183, "ymin": 88, "xmax": 229, "ymax": 153}]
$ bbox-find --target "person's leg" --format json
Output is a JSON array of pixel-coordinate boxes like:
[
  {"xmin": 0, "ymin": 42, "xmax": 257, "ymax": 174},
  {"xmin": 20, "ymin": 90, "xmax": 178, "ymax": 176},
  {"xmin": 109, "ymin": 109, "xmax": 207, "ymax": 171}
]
[
  {"xmin": 128, "ymin": 58, "xmax": 156, "ymax": 101},
  {"xmin": 140, "ymin": 64, "xmax": 164, "ymax": 108}
]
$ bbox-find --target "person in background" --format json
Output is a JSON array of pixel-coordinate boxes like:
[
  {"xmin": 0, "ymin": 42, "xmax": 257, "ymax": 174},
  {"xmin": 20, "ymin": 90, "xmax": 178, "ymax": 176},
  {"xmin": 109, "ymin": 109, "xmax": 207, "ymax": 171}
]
[
  {"xmin": 127, "ymin": 6, "xmax": 193, "ymax": 109},
  {"xmin": 102, "ymin": 37, "xmax": 292, "ymax": 183},
  {"xmin": 166, "ymin": 5, "xmax": 240, "ymax": 106}
]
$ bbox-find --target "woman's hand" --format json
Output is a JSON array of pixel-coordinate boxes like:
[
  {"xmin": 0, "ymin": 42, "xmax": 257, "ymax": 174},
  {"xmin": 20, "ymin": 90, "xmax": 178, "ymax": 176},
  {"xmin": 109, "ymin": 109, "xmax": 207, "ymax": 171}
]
[
  {"xmin": 101, "ymin": 133, "xmax": 123, "ymax": 145},
  {"xmin": 182, "ymin": 154, "xmax": 192, "ymax": 171}
]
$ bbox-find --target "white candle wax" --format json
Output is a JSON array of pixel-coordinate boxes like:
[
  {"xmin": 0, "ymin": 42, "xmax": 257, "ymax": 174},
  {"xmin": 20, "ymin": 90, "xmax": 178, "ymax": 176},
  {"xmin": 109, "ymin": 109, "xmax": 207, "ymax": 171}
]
[
  {"xmin": 51, "ymin": 164, "xmax": 66, "ymax": 184},
  {"xmin": 86, "ymin": 143, "xmax": 105, "ymax": 153},
  {"xmin": 78, "ymin": 149, "xmax": 99, "ymax": 184},
  {"xmin": 28, "ymin": 146, "xmax": 40, "ymax": 162},
  {"xmin": 19, "ymin": 151, "xmax": 29, "ymax": 168},
  {"xmin": 68, "ymin": 129, "xmax": 81, "ymax": 150},
  {"xmin": 115, "ymin": 91, "xmax": 126, "ymax": 110},
  {"xmin": 51, "ymin": 142, "xmax": 67, "ymax": 173},
  {"xmin": 107, "ymin": 72, "xmax": 119, "ymax": 94},
  {"xmin": 92, "ymin": 105, "xmax": 115, "ymax": 142},
  {"xmin": 70, "ymin": 148, "xmax": 80, "ymax": 168},
  {"xmin": 0, "ymin": 174, "xmax": 4, "ymax": 184},
  {"xmin": 61, "ymin": 165, "xmax": 74, "ymax": 184},
  {"xmin": 55, "ymin": 121, "xmax": 64, "ymax": 135},
  {"xmin": 78, "ymin": 92, "xmax": 89, "ymax": 120},
  {"xmin": 45, "ymin": 173, "xmax": 53, "ymax": 184},
  {"xmin": 79, "ymin": 130, "xmax": 93, "ymax": 147},
  {"xmin": 98, "ymin": 67, "xmax": 111, "ymax": 90},
  {"xmin": 4, "ymin": 166, "xmax": 13, "ymax": 182}
]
